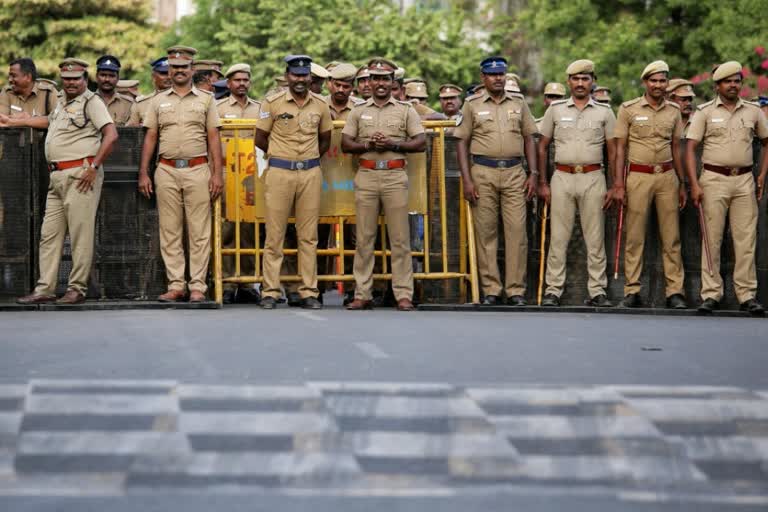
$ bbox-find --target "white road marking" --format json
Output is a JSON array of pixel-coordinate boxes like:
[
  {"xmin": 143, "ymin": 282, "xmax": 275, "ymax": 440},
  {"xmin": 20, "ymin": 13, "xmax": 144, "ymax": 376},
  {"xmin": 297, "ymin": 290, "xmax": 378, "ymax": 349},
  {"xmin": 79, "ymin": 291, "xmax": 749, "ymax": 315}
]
[
  {"xmin": 354, "ymin": 342, "xmax": 390, "ymax": 360},
  {"xmin": 292, "ymin": 311, "xmax": 327, "ymax": 322}
]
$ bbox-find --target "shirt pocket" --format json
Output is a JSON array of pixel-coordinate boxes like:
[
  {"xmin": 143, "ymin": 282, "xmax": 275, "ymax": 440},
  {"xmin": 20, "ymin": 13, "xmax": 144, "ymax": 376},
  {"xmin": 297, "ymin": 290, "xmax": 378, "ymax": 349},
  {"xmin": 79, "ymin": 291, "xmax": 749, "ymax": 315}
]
[
  {"xmin": 737, "ymin": 117, "xmax": 754, "ymax": 143},
  {"xmin": 555, "ymin": 118, "xmax": 578, "ymax": 142},
  {"xmin": 65, "ymin": 108, "xmax": 86, "ymax": 128},
  {"xmin": 629, "ymin": 116, "xmax": 653, "ymax": 138},
  {"xmin": 655, "ymin": 118, "xmax": 674, "ymax": 138},
  {"xmin": 706, "ymin": 117, "xmax": 727, "ymax": 138},
  {"xmin": 190, "ymin": 102, "xmax": 207, "ymax": 126},
  {"xmin": 504, "ymin": 108, "xmax": 522, "ymax": 132},
  {"xmin": 384, "ymin": 117, "xmax": 405, "ymax": 138},
  {"xmin": 158, "ymin": 104, "xmax": 177, "ymax": 128},
  {"xmin": 299, "ymin": 112, "xmax": 321, "ymax": 135},
  {"xmin": 473, "ymin": 113, "xmax": 495, "ymax": 134}
]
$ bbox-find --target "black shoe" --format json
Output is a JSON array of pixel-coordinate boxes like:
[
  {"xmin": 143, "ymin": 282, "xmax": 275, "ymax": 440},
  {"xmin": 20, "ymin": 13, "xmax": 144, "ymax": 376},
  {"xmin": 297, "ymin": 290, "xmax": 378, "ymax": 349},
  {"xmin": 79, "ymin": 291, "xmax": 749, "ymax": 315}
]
[
  {"xmin": 342, "ymin": 291, "xmax": 355, "ymax": 306},
  {"xmin": 237, "ymin": 288, "xmax": 261, "ymax": 304},
  {"xmin": 482, "ymin": 295, "xmax": 500, "ymax": 305},
  {"xmin": 301, "ymin": 296, "xmax": 322, "ymax": 309},
  {"xmin": 740, "ymin": 298, "xmax": 765, "ymax": 315},
  {"xmin": 287, "ymin": 292, "xmax": 302, "ymax": 307},
  {"xmin": 541, "ymin": 293, "xmax": 559, "ymax": 307},
  {"xmin": 260, "ymin": 296, "xmax": 277, "ymax": 310},
  {"xmin": 586, "ymin": 294, "xmax": 612, "ymax": 308},
  {"xmin": 222, "ymin": 289, "xmax": 237, "ymax": 305},
  {"xmin": 619, "ymin": 293, "xmax": 641, "ymax": 308},
  {"xmin": 697, "ymin": 298, "xmax": 719, "ymax": 314},
  {"xmin": 506, "ymin": 295, "xmax": 527, "ymax": 306},
  {"xmin": 666, "ymin": 293, "xmax": 688, "ymax": 310},
  {"xmin": 372, "ymin": 289, "xmax": 386, "ymax": 307}
]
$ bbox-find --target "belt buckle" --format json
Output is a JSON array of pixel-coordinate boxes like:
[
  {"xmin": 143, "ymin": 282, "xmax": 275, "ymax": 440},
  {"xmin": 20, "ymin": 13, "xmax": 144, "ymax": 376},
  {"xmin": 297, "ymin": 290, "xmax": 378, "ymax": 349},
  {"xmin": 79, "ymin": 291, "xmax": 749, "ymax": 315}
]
[
  {"xmin": 498, "ymin": 160, "xmax": 508, "ymax": 168},
  {"xmin": 730, "ymin": 167, "xmax": 738, "ymax": 177},
  {"xmin": 295, "ymin": 161, "xmax": 305, "ymax": 170},
  {"xmin": 375, "ymin": 160, "xmax": 387, "ymax": 170},
  {"xmin": 653, "ymin": 164, "xmax": 662, "ymax": 174},
  {"xmin": 574, "ymin": 165, "xmax": 583, "ymax": 174},
  {"xmin": 176, "ymin": 159, "xmax": 189, "ymax": 169}
]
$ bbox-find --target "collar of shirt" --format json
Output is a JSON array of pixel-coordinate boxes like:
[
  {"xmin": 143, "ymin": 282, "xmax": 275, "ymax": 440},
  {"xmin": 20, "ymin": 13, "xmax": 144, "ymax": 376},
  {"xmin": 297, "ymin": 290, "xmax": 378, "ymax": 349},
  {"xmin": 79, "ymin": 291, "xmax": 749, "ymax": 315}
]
[
  {"xmin": 325, "ymin": 96, "xmax": 353, "ymax": 113},
  {"xmin": 227, "ymin": 95, "xmax": 254, "ymax": 107},
  {"xmin": 714, "ymin": 95, "xmax": 745, "ymax": 111},
  {"xmin": 480, "ymin": 91, "xmax": 514, "ymax": 104},
  {"xmin": 164, "ymin": 86, "xmax": 204, "ymax": 98},
  {"xmin": 565, "ymin": 97, "xmax": 597, "ymax": 109},
  {"xmin": 639, "ymin": 94, "xmax": 670, "ymax": 111},
  {"xmin": 364, "ymin": 96, "xmax": 398, "ymax": 108},
  {"xmin": 63, "ymin": 91, "xmax": 90, "ymax": 107}
]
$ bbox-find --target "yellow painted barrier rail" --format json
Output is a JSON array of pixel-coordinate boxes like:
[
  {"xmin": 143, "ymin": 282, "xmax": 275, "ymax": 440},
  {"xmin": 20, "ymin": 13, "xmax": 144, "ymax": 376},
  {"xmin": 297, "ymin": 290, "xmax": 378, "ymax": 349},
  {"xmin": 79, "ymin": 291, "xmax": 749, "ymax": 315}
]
[{"xmin": 213, "ymin": 119, "xmax": 479, "ymax": 305}]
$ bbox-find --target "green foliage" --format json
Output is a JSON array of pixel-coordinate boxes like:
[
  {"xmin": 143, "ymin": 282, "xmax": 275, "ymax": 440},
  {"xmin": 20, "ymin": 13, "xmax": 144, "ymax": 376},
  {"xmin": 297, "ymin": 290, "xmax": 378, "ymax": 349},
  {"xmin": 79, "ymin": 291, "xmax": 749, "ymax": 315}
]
[
  {"xmin": 0, "ymin": 0, "xmax": 162, "ymax": 89},
  {"xmin": 164, "ymin": 0, "xmax": 486, "ymax": 106},
  {"xmin": 500, "ymin": 0, "xmax": 768, "ymax": 109}
]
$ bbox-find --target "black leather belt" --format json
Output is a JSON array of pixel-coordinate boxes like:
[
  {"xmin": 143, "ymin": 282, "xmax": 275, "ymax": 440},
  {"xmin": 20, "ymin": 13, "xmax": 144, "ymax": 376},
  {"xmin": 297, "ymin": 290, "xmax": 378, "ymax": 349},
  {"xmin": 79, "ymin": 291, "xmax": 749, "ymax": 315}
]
[
  {"xmin": 472, "ymin": 155, "xmax": 521, "ymax": 169},
  {"xmin": 268, "ymin": 157, "xmax": 321, "ymax": 171}
]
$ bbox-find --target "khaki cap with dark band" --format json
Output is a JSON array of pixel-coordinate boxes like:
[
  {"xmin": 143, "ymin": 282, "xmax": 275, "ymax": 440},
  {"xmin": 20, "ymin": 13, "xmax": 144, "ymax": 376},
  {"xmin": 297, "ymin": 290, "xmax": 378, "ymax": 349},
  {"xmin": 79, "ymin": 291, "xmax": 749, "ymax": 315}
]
[
  {"xmin": 166, "ymin": 45, "xmax": 197, "ymax": 66},
  {"xmin": 439, "ymin": 83, "xmax": 463, "ymax": 98},
  {"xmin": 59, "ymin": 58, "xmax": 89, "ymax": 78}
]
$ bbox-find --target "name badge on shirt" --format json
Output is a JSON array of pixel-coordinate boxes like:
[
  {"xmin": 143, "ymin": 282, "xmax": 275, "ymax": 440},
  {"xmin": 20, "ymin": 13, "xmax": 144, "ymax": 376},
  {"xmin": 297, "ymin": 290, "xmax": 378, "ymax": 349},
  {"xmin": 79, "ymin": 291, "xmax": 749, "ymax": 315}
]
[
  {"xmin": 361, "ymin": 115, "xmax": 373, "ymax": 120},
  {"xmin": 160, "ymin": 103, "xmax": 172, "ymax": 108},
  {"xmin": 711, "ymin": 118, "xmax": 724, "ymax": 123},
  {"xmin": 477, "ymin": 111, "xmax": 490, "ymax": 115},
  {"xmin": 10, "ymin": 105, "xmax": 22, "ymax": 112},
  {"xmin": 224, "ymin": 114, "xmax": 237, "ymax": 118},
  {"xmin": 560, "ymin": 116, "xmax": 573, "ymax": 121},
  {"xmin": 635, "ymin": 116, "xmax": 649, "ymax": 121}
]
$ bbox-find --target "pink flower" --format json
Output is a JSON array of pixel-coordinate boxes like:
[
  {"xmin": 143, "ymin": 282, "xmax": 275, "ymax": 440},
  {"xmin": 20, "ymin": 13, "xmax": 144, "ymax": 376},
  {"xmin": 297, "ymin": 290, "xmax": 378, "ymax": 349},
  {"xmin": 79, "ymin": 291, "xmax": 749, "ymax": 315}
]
[
  {"xmin": 740, "ymin": 85, "xmax": 752, "ymax": 98},
  {"xmin": 761, "ymin": 59, "xmax": 768, "ymax": 70},
  {"xmin": 756, "ymin": 46, "xmax": 765, "ymax": 56},
  {"xmin": 743, "ymin": 67, "xmax": 751, "ymax": 77},
  {"xmin": 758, "ymin": 75, "xmax": 768, "ymax": 92}
]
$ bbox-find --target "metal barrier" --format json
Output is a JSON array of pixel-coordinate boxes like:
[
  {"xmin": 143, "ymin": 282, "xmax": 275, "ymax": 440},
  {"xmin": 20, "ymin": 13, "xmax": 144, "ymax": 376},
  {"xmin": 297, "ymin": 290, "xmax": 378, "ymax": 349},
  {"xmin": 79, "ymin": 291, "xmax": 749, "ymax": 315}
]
[{"xmin": 213, "ymin": 119, "xmax": 479, "ymax": 305}]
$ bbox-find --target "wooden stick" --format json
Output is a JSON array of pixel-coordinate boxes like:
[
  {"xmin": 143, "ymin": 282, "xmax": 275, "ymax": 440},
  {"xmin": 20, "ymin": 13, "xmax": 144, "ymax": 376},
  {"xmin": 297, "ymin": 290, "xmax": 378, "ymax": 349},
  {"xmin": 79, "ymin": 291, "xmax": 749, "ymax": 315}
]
[
  {"xmin": 537, "ymin": 202, "xmax": 548, "ymax": 306},
  {"xmin": 698, "ymin": 204, "xmax": 714, "ymax": 277}
]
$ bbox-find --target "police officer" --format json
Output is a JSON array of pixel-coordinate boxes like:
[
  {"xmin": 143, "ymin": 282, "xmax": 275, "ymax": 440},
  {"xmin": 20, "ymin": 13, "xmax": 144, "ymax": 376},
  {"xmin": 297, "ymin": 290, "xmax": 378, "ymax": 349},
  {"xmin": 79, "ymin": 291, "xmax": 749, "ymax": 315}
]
[
  {"xmin": 593, "ymin": 86, "xmax": 612, "ymax": 105},
  {"xmin": 217, "ymin": 63, "xmax": 261, "ymax": 304},
  {"xmin": 537, "ymin": 60, "xmax": 616, "ymax": 307},
  {"xmin": 0, "ymin": 57, "xmax": 57, "ymax": 117},
  {"xmin": 536, "ymin": 82, "xmax": 567, "ymax": 131},
  {"xmin": 192, "ymin": 60, "xmax": 224, "ymax": 93},
  {"xmin": 127, "ymin": 57, "xmax": 171, "ymax": 127},
  {"xmin": 310, "ymin": 63, "xmax": 329, "ymax": 95},
  {"xmin": 138, "ymin": 45, "xmax": 224, "ymax": 303},
  {"xmin": 391, "ymin": 67, "xmax": 406, "ymax": 101},
  {"xmin": 5, "ymin": 58, "xmax": 118, "ymax": 305},
  {"xmin": 612, "ymin": 60, "xmax": 687, "ymax": 309},
  {"xmin": 454, "ymin": 56, "xmax": 539, "ymax": 306},
  {"xmin": 666, "ymin": 78, "xmax": 696, "ymax": 134},
  {"xmin": 254, "ymin": 55, "xmax": 333, "ymax": 310},
  {"xmin": 341, "ymin": 58, "xmax": 426, "ymax": 311},
  {"xmin": 355, "ymin": 65, "xmax": 372, "ymax": 100},
  {"xmin": 438, "ymin": 84, "xmax": 463, "ymax": 119},
  {"xmin": 326, "ymin": 63, "xmax": 360, "ymax": 119},
  {"xmin": 116, "ymin": 79, "xmax": 140, "ymax": 99},
  {"xmin": 687, "ymin": 61, "xmax": 768, "ymax": 314},
  {"xmin": 404, "ymin": 81, "xmax": 446, "ymax": 120},
  {"xmin": 94, "ymin": 55, "xmax": 133, "ymax": 126}
]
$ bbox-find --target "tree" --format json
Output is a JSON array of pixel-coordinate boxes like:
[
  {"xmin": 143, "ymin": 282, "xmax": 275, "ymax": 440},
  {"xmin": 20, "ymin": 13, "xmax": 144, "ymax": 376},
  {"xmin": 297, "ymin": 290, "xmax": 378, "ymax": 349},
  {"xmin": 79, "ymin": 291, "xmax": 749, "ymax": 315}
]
[
  {"xmin": 0, "ymin": 0, "xmax": 163, "ymax": 88},
  {"xmin": 164, "ymin": 0, "xmax": 486, "ymax": 106},
  {"xmin": 496, "ymin": 0, "xmax": 768, "ymax": 110}
]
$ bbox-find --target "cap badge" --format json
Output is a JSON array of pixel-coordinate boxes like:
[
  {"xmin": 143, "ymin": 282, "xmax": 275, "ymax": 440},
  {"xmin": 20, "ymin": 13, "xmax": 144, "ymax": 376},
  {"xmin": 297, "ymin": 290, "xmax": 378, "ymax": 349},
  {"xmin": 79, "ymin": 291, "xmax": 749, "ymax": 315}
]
[
  {"xmin": 491, "ymin": 61, "xmax": 498, "ymax": 68},
  {"xmin": 175, "ymin": 52, "xmax": 181, "ymax": 58},
  {"xmin": 299, "ymin": 60, "xmax": 304, "ymax": 67},
  {"xmin": 376, "ymin": 62, "xmax": 383, "ymax": 69},
  {"xmin": 66, "ymin": 64, "xmax": 73, "ymax": 71},
  {"xmin": 105, "ymin": 59, "xmax": 111, "ymax": 65}
]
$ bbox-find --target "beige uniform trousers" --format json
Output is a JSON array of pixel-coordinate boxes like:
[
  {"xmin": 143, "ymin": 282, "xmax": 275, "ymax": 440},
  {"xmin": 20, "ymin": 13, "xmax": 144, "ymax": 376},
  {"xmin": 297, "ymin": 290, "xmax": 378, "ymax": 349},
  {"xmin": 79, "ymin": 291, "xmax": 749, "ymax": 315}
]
[
  {"xmin": 471, "ymin": 163, "xmax": 528, "ymax": 297},
  {"xmin": 262, "ymin": 166, "xmax": 321, "ymax": 299},
  {"xmin": 35, "ymin": 164, "xmax": 104, "ymax": 295},
  {"xmin": 623, "ymin": 170, "xmax": 684, "ymax": 297},
  {"xmin": 700, "ymin": 171, "xmax": 758, "ymax": 302},
  {"xmin": 545, "ymin": 170, "xmax": 607, "ymax": 298},
  {"xmin": 155, "ymin": 162, "xmax": 212, "ymax": 294},
  {"xmin": 353, "ymin": 168, "xmax": 413, "ymax": 301}
]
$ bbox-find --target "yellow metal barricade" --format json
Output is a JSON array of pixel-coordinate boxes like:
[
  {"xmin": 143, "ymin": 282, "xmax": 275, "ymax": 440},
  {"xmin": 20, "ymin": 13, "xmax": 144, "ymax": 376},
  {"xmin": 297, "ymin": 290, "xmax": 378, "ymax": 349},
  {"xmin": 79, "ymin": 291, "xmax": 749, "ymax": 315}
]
[{"xmin": 213, "ymin": 119, "xmax": 479, "ymax": 305}]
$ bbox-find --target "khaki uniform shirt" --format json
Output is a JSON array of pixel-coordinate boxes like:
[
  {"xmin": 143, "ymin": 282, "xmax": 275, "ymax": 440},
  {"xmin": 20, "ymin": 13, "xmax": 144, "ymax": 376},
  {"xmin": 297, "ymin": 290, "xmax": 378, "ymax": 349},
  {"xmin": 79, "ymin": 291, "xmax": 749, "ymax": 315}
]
[
  {"xmin": 256, "ymin": 90, "xmax": 333, "ymax": 160},
  {"xmin": 453, "ymin": 90, "xmax": 537, "ymax": 158},
  {"xmin": 688, "ymin": 97, "xmax": 768, "ymax": 168},
  {"xmin": 342, "ymin": 96, "xmax": 424, "ymax": 161},
  {"xmin": 0, "ymin": 80, "xmax": 58, "ymax": 116},
  {"xmin": 539, "ymin": 98, "xmax": 616, "ymax": 165},
  {"xmin": 615, "ymin": 95, "xmax": 683, "ymax": 164},
  {"xmin": 143, "ymin": 87, "xmax": 221, "ymax": 159},
  {"xmin": 44, "ymin": 89, "xmax": 113, "ymax": 163},
  {"xmin": 325, "ymin": 96, "xmax": 358, "ymax": 122},
  {"xmin": 127, "ymin": 91, "xmax": 158, "ymax": 127},
  {"xmin": 411, "ymin": 101, "xmax": 439, "ymax": 119},
  {"xmin": 96, "ymin": 91, "xmax": 133, "ymax": 126},
  {"xmin": 216, "ymin": 95, "xmax": 261, "ymax": 138}
]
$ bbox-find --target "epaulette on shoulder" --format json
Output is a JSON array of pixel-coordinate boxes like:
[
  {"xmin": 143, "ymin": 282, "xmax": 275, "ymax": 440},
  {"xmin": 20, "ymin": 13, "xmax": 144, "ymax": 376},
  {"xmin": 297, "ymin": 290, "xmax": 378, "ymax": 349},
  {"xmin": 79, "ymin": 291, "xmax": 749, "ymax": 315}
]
[
  {"xmin": 594, "ymin": 101, "xmax": 611, "ymax": 108},
  {"xmin": 744, "ymin": 100, "xmax": 760, "ymax": 108},
  {"xmin": 248, "ymin": 97, "xmax": 261, "ymax": 106},
  {"xmin": 36, "ymin": 79, "xmax": 58, "ymax": 90},
  {"xmin": 666, "ymin": 100, "xmax": 680, "ymax": 109},
  {"xmin": 351, "ymin": 97, "xmax": 367, "ymax": 105},
  {"xmin": 467, "ymin": 92, "xmax": 484, "ymax": 102},
  {"xmin": 309, "ymin": 91, "xmax": 326, "ymax": 101},
  {"xmin": 116, "ymin": 92, "xmax": 135, "ymax": 103},
  {"xmin": 696, "ymin": 100, "xmax": 715, "ymax": 110},
  {"xmin": 199, "ymin": 89, "xmax": 213, "ymax": 95},
  {"xmin": 265, "ymin": 89, "xmax": 287, "ymax": 102},
  {"xmin": 135, "ymin": 91, "xmax": 157, "ymax": 103},
  {"xmin": 621, "ymin": 97, "xmax": 642, "ymax": 108},
  {"xmin": 215, "ymin": 97, "xmax": 228, "ymax": 105},
  {"xmin": 550, "ymin": 99, "xmax": 568, "ymax": 106},
  {"xmin": 82, "ymin": 89, "xmax": 95, "ymax": 99}
]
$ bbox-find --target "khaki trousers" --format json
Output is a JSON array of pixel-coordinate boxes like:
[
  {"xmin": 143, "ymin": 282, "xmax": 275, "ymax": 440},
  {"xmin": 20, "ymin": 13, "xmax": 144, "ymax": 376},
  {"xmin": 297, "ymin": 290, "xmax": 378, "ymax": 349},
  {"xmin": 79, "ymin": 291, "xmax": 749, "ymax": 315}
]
[
  {"xmin": 623, "ymin": 170, "xmax": 684, "ymax": 297},
  {"xmin": 470, "ymin": 163, "xmax": 527, "ymax": 297},
  {"xmin": 262, "ymin": 166, "xmax": 321, "ymax": 299},
  {"xmin": 35, "ymin": 164, "xmax": 104, "ymax": 295},
  {"xmin": 353, "ymin": 169, "xmax": 413, "ymax": 301},
  {"xmin": 699, "ymin": 171, "xmax": 758, "ymax": 302},
  {"xmin": 155, "ymin": 162, "xmax": 212, "ymax": 294},
  {"xmin": 545, "ymin": 170, "xmax": 607, "ymax": 298}
]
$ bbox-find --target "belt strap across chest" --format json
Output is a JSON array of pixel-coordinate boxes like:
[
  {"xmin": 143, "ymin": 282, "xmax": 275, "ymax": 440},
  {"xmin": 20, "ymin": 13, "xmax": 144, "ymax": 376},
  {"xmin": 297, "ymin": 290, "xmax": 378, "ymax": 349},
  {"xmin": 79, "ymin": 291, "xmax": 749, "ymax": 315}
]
[
  {"xmin": 159, "ymin": 156, "xmax": 208, "ymax": 169},
  {"xmin": 703, "ymin": 164, "xmax": 752, "ymax": 177},
  {"xmin": 472, "ymin": 155, "xmax": 522, "ymax": 169},
  {"xmin": 48, "ymin": 156, "xmax": 95, "ymax": 172},
  {"xmin": 359, "ymin": 158, "xmax": 406, "ymax": 170},
  {"xmin": 268, "ymin": 157, "xmax": 321, "ymax": 171},
  {"xmin": 629, "ymin": 161, "xmax": 674, "ymax": 174}
]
